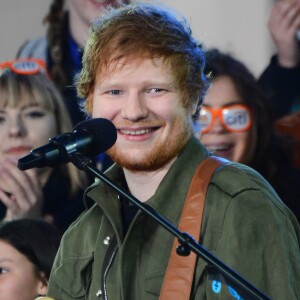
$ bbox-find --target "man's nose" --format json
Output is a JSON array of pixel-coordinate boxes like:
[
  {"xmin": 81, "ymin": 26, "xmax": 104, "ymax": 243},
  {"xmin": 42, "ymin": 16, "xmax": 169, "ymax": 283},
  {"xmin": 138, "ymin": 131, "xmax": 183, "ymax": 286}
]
[{"xmin": 121, "ymin": 92, "xmax": 149, "ymax": 121}]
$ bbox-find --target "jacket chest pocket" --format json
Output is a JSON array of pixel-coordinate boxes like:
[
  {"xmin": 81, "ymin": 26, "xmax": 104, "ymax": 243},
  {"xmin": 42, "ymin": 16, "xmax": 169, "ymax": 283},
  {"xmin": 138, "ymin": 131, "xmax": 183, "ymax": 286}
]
[{"xmin": 52, "ymin": 254, "xmax": 94, "ymax": 299}]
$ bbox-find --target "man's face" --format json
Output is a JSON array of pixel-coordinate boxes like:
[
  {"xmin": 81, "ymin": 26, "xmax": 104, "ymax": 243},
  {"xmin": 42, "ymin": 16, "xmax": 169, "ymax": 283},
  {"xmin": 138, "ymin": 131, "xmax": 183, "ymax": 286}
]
[{"xmin": 91, "ymin": 58, "xmax": 193, "ymax": 171}]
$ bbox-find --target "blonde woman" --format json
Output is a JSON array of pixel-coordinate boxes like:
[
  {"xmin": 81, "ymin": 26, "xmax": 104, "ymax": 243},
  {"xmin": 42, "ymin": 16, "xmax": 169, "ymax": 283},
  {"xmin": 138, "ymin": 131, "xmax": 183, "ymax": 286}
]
[{"xmin": 0, "ymin": 58, "xmax": 90, "ymax": 232}]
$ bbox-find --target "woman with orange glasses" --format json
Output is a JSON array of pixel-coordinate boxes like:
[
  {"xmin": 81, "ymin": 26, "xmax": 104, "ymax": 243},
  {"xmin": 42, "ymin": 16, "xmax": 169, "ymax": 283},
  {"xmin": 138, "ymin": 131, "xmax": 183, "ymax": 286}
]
[
  {"xmin": 0, "ymin": 58, "xmax": 90, "ymax": 232},
  {"xmin": 198, "ymin": 49, "xmax": 300, "ymax": 222}
]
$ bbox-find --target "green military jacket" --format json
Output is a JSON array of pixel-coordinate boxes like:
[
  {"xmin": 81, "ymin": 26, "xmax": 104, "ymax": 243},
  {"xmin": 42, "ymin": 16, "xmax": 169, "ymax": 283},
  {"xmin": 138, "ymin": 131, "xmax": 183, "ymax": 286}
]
[{"xmin": 48, "ymin": 137, "xmax": 300, "ymax": 299}]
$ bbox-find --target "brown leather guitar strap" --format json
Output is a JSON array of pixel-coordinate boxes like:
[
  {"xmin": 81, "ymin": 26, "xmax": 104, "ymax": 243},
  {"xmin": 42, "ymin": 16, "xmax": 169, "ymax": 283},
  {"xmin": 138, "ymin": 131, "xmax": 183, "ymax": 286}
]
[{"xmin": 159, "ymin": 156, "xmax": 226, "ymax": 300}]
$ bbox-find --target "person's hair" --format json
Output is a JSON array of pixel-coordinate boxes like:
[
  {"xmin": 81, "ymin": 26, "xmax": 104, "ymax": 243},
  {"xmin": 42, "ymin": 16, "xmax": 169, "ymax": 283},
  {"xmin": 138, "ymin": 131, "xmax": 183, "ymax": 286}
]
[
  {"xmin": 0, "ymin": 70, "xmax": 88, "ymax": 194},
  {"xmin": 76, "ymin": 3, "xmax": 209, "ymax": 114},
  {"xmin": 44, "ymin": 0, "xmax": 132, "ymax": 92},
  {"xmin": 43, "ymin": 0, "xmax": 66, "ymax": 91},
  {"xmin": 204, "ymin": 48, "xmax": 293, "ymax": 181},
  {"xmin": 0, "ymin": 219, "xmax": 61, "ymax": 280}
]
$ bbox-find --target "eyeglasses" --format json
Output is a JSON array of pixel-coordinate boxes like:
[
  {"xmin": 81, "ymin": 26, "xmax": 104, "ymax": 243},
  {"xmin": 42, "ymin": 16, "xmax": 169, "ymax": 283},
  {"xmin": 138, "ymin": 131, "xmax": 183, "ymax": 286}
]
[
  {"xmin": 0, "ymin": 58, "xmax": 49, "ymax": 78},
  {"xmin": 199, "ymin": 104, "xmax": 252, "ymax": 134}
]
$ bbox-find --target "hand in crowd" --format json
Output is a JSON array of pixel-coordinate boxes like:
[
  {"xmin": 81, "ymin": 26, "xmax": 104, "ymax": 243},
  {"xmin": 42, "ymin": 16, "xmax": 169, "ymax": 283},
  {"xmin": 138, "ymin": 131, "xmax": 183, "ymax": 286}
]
[
  {"xmin": 0, "ymin": 157, "xmax": 44, "ymax": 221},
  {"xmin": 268, "ymin": 0, "xmax": 300, "ymax": 67}
]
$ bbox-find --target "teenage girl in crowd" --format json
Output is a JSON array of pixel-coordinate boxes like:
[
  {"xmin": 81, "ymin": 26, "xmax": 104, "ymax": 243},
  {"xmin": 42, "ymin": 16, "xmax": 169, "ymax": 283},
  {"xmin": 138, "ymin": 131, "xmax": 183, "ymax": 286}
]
[
  {"xmin": 199, "ymin": 49, "xmax": 300, "ymax": 221},
  {"xmin": 0, "ymin": 58, "xmax": 91, "ymax": 232}
]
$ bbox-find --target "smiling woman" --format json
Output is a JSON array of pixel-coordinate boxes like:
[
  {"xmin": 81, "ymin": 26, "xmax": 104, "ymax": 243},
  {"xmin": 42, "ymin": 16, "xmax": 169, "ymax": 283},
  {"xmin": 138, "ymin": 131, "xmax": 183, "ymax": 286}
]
[
  {"xmin": 199, "ymin": 48, "xmax": 300, "ymax": 222},
  {"xmin": 0, "ymin": 58, "xmax": 91, "ymax": 231}
]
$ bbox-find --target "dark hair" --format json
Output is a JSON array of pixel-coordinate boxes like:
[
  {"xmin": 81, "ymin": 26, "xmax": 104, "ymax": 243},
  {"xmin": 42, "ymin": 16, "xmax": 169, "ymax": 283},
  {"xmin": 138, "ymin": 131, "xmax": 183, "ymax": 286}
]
[
  {"xmin": 44, "ymin": 0, "xmax": 132, "ymax": 91},
  {"xmin": 77, "ymin": 3, "xmax": 209, "ymax": 114},
  {"xmin": 0, "ymin": 219, "xmax": 61, "ymax": 279},
  {"xmin": 43, "ymin": 0, "xmax": 66, "ymax": 91},
  {"xmin": 204, "ymin": 48, "xmax": 293, "ymax": 181}
]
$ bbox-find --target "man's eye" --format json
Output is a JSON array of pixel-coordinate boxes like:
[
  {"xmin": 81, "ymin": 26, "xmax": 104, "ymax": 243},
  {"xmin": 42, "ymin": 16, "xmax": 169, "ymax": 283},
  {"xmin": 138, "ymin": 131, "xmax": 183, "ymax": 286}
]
[
  {"xmin": 108, "ymin": 90, "xmax": 122, "ymax": 95},
  {"xmin": 147, "ymin": 88, "xmax": 167, "ymax": 94}
]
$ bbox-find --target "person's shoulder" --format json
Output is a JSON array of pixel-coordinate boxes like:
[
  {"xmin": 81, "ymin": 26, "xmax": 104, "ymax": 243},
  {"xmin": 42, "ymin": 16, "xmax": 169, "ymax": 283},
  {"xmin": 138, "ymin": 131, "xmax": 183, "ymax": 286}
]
[
  {"xmin": 211, "ymin": 161, "xmax": 289, "ymax": 212},
  {"xmin": 209, "ymin": 161, "xmax": 300, "ymax": 226},
  {"xmin": 211, "ymin": 161, "xmax": 271, "ymax": 193},
  {"xmin": 16, "ymin": 36, "xmax": 48, "ymax": 60}
]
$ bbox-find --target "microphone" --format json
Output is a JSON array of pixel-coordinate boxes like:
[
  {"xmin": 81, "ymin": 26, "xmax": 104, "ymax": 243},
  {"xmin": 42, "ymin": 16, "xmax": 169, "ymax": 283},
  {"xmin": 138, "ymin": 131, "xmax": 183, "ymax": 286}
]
[{"xmin": 18, "ymin": 118, "xmax": 117, "ymax": 170}]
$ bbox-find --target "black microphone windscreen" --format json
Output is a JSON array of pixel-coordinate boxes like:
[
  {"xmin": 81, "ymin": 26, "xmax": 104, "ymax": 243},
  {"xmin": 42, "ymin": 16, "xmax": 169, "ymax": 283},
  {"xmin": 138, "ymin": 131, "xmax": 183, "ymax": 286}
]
[
  {"xmin": 17, "ymin": 118, "xmax": 117, "ymax": 170},
  {"xmin": 73, "ymin": 118, "xmax": 117, "ymax": 156}
]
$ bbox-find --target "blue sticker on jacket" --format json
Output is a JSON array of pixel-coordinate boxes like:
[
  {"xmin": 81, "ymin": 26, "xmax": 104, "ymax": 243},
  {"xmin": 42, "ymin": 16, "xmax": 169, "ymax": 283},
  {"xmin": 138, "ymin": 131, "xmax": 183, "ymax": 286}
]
[{"xmin": 212, "ymin": 280, "xmax": 222, "ymax": 293}]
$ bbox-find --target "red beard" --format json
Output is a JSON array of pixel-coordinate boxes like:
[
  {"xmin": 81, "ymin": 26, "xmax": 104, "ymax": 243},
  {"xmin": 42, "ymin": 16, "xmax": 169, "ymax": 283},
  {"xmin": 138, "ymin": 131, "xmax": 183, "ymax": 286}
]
[{"xmin": 107, "ymin": 116, "xmax": 192, "ymax": 172}]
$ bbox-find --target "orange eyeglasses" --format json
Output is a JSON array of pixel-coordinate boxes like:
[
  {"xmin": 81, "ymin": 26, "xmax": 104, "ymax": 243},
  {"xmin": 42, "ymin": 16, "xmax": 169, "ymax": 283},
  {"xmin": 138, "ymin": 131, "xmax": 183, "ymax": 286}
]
[
  {"xmin": 199, "ymin": 104, "xmax": 253, "ymax": 134},
  {"xmin": 0, "ymin": 58, "xmax": 49, "ymax": 78}
]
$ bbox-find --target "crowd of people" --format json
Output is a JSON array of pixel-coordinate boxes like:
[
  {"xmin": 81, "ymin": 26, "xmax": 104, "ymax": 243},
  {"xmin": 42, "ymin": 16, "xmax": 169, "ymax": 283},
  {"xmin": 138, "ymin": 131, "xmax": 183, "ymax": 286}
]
[{"xmin": 0, "ymin": 0, "xmax": 299, "ymax": 299}]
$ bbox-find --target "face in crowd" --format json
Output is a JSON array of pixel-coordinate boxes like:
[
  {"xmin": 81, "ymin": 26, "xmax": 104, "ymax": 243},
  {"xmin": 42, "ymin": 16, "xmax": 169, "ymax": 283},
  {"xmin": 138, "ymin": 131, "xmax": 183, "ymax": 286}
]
[
  {"xmin": 0, "ymin": 219, "xmax": 61, "ymax": 300},
  {"xmin": 199, "ymin": 75, "xmax": 257, "ymax": 165},
  {"xmin": 0, "ymin": 239, "xmax": 47, "ymax": 300},
  {"xmin": 0, "ymin": 59, "xmax": 71, "ymax": 176},
  {"xmin": 0, "ymin": 102, "xmax": 57, "ymax": 162}
]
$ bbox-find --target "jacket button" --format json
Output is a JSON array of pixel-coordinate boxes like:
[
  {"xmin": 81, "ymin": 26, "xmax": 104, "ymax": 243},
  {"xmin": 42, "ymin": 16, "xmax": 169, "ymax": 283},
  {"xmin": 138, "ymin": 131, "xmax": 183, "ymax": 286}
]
[
  {"xmin": 96, "ymin": 289, "xmax": 102, "ymax": 297},
  {"xmin": 103, "ymin": 236, "xmax": 111, "ymax": 245}
]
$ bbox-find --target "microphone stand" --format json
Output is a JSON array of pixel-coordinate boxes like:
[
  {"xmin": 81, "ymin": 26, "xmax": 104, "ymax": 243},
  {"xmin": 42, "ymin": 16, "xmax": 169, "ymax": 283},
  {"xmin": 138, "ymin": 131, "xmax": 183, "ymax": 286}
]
[{"xmin": 70, "ymin": 153, "xmax": 271, "ymax": 300}]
